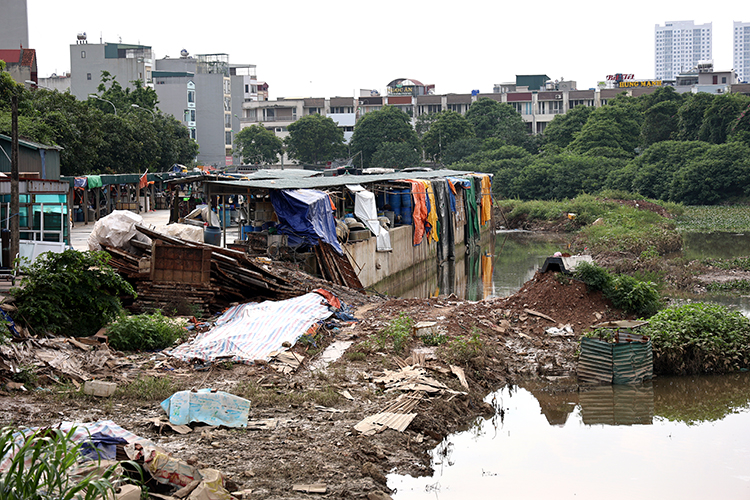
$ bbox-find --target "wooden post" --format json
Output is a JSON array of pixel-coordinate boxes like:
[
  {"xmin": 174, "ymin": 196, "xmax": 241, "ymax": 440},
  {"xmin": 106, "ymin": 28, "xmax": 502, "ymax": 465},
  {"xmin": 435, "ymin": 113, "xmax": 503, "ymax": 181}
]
[{"xmin": 10, "ymin": 93, "xmax": 19, "ymax": 262}]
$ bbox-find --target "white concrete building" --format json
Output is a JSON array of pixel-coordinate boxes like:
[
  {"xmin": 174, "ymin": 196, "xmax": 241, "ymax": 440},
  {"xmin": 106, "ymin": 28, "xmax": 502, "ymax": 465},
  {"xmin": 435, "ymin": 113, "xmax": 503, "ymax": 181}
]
[
  {"xmin": 734, "ymin": 21, "xmax": 750, "ymax": 83},
  {"xmin": 655, "ymin": 21, "xmax": 712, "ymax": 80},
  {"xmin": 0, "ymin": 0, "xmax": 29, "ymax": 50}
]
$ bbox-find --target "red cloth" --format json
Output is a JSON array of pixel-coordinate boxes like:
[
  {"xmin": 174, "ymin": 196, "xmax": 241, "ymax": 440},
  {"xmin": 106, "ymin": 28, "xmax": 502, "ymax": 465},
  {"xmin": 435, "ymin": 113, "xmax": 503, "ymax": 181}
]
[
  {"xmin": 407, "ymin": 180, "xmax": 428, "ymax": 246},
  {"xmin": 139, "ymin": 171, "xmax": 148, "ymax": 189}
]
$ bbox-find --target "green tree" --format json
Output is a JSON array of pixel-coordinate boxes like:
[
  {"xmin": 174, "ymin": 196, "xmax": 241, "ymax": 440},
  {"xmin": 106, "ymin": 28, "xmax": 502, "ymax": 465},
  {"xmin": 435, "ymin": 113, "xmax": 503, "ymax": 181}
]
[
  {"xmin": 370, "ymin": 141, "xmax": 422, "ymax": 169},
  {"xmin": 350, "ymin": 106, "xmax": 419, "ymax": 167},
  {"xmin": 569, "ymin": 103, "xmax": 642, "ymax": 158},
  {"xmin": 465, "ymin": 98, "xmax": 529, "ymax": 148},
  {"xmin": 285, "ymin": 113, "xmax": 345, "ymax": 164},
  {"xmin": 421, "ymin": 110, "xmax": 475, "ymax": 162},
  {"xmin": 670, "ymin": 142, "xmax": 750, "ymax": 204},
  {"xmin": 442, "ymin": 137, "xmax": 483, "ymax": 165},
  {"xmin": 415, "ymin": 112, "xmax": 439, "ymax": 139},
  {"xmin": 677, "ymin": 92, "xmax": 715, "ymax": 141},
  {"xmin": 699, "ymin": 93, "xmax": 750, "ymax": 144},
  {"xmin": 543, "ymin": 105, "xmax": 593, "ymax": 149},
  {"xmin": 627, "ymin": 140, "xmax": 708, "ymax": 200},
  {"xmin": 234, "ymin": 124, "xmax": 283, "ymax": 165},
  {"xmin": 641, "ymin": 100, "xmax": 681, "ymax": 147}
]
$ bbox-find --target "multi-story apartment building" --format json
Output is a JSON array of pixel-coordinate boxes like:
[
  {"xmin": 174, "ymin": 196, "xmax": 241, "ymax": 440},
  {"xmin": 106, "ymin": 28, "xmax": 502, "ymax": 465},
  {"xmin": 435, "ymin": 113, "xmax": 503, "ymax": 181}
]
[
  {"xmin": 655, "ymin": 21, "xmax": 712, "ymax": 80},
  {"xmin": 0, "ymin": 0, "xmax": 29, "ymax": 51},
  {"xmin": 69, "ymin": 37, "xmax": 153, "ymax": 100},
  {"xmin": 734, "ymin": 21, "xmax": 750, "ymax": 83},
  {"xmin": 154, "ymin": 52, "xmax": 250, "ymax": 167}
]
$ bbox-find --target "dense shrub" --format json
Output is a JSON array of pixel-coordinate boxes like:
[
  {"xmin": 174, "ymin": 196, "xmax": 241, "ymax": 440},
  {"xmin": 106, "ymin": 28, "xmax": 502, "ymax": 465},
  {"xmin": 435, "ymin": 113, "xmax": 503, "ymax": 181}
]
[
  {"xmin": 12, "ymin": 250, "xmax": 135, "ymax": 337},
  {"xmin": 574, "ymin": 262, "xmax": 662, "ymax": 317},
  {"xmin": 107, "ymin": 311, "xmax": 185, "ymax": 351},
  {"xmin": 641, "ymin": 303, "xmax": 750, "ymax": 375}
]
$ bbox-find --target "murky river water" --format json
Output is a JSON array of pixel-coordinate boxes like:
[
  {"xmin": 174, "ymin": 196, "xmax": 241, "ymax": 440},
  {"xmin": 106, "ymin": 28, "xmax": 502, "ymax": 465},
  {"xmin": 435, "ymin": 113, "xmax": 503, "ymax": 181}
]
[
  {"xmin": 389, "ymin": 373, "xmax": 750, "ymax": 499},
  {"xmin": 379, "ymin": 231, "xmax": 750, "ymax": 499}
]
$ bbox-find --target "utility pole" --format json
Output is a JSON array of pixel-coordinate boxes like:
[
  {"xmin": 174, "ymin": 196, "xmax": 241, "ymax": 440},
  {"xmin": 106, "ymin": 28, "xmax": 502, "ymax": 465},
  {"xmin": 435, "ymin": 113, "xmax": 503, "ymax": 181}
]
[{"xmin": 10, "ymin": 91, "xmax": 19, "ymax": 264}]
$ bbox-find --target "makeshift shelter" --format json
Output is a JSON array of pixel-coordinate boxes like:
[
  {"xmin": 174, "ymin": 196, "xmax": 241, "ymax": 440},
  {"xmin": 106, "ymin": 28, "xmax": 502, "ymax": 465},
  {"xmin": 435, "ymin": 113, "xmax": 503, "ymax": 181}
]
[{"xmin": 270, "ymin": 189, "xmax": 342, "ymax": 254}]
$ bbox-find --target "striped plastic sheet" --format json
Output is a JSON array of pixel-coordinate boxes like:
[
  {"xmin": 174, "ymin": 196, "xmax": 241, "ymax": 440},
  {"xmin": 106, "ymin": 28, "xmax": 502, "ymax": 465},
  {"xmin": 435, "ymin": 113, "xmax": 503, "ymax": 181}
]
[{"xmin": 169, "ymin": 291, "xmax": 335, "ymax": 364}]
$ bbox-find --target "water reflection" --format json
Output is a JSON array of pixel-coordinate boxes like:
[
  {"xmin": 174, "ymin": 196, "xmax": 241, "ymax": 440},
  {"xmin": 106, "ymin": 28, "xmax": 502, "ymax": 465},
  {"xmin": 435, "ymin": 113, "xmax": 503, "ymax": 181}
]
[
  {"xmin": 682, "ymin": 231, "xmax": 750, "ymax": 261},
  {"xmin": 389, "ymin": 372, "xmax": 750, "ymax": 499}
]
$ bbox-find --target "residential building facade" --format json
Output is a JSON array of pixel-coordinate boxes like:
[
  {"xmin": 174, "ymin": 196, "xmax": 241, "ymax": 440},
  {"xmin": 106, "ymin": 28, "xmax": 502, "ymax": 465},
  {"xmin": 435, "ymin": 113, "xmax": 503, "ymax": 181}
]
[
  {"xmin": 69, "ymin": 39, "xmax": 153, "ymax": 100},
  {"xmin": 154, "ymin": 53, "xmax": 249, "ymax": 167},
  {"xmin": 734, "ymin": 21, "xmax": 750, "ymax": 83},
  {"xmin": 655, "ymin": 21, "xmax": 712, "ymax": 80},
  {"xmin": 0, "ymin": 0, "xmax": 29, "ymax": 51}
]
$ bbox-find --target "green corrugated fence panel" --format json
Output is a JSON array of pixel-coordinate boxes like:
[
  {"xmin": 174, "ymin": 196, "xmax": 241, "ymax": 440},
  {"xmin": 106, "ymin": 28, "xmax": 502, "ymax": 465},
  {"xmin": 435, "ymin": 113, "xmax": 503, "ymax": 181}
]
[
  {"xmin": 580, "ymin": 384, "xmax": 654, "ymax": 425},
  {"xmin": 578, "ymin": 337, "xmax": 614, "ymax": 385},
  {"xmin": 613, "ymin": 341, "xmax": 653, "ymax": 385}
]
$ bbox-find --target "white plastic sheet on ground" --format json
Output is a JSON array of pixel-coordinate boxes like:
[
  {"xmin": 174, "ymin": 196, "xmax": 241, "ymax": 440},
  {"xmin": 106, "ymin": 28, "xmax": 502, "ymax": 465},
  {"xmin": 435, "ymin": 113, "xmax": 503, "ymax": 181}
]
[
  {"xmin": 168, "ymin": 291, "xmax": 335, "ymax": 364},
  {"xmin": 87, "ymin": 210, "xmax": 152, "ymax": 252},
  {"xmin": 346, "ymin": 184, "xmax": 392, "ymax": 252},
  {"xmin": 161, "ymin": 389, "xmax": 251, "ymax": 428}
]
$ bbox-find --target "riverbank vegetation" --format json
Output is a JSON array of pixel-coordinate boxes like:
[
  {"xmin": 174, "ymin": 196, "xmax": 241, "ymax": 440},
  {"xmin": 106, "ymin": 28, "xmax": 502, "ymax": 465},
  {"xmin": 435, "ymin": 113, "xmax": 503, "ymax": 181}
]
[{"xmin": 641, "ymin": 303, "xmax": 750, "ymax": 375}]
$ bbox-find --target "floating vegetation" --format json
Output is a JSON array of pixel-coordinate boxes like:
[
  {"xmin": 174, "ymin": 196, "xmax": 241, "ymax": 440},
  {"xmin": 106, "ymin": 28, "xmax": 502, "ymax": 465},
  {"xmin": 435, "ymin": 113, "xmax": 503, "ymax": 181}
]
[{"xmin": 676, "ymin": 205, "xmax": 750, "ymax": 233}]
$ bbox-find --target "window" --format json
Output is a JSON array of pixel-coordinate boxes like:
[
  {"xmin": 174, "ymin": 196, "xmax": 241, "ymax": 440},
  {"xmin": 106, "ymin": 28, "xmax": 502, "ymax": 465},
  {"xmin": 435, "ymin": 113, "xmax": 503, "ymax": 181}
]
[
  {"xmin": 307, "ymin": 107, "xmax": 321, "ymax": 114},
  {"xmin": 184, "ymin": 110, "xmax": 190, "ymax": 122},
  {"xmin": 245, "ymin": 84, "xmax": 249, "ymax": 93},
  {"xmin": 722, "ymin": 76, "xmax": 727, "ymax": 83},
  {"xmin": 225, "ymin": 114, "xmax": 232, "ymax": 128},
  {"xmin": 225, "ymin": 131, "xmax": 232, "ymax": 145},
  {"xmin": 264, "ymin": 108, "xmax": 275, "ymax": 120},
  {"xmin": 190, "ymin": 128, "xmax": 197, "ymax": 140},
  {"xmin": 87, "ymin": 73, "xmax": 91, "ymax": 80},
  {"xmin": 223, "ymin": 97, "xmax": 231, "ymax": 111},
  {"xmin": 187, "ymin": 90, "xmax": 195, "ymax": 104},
  {"xmin": 81, "ymin": 51, "xmax": 86, "ymax": 58},
  {"xmin": 190, "ymin": 109, "xmax": 196, "ymax": 122}
]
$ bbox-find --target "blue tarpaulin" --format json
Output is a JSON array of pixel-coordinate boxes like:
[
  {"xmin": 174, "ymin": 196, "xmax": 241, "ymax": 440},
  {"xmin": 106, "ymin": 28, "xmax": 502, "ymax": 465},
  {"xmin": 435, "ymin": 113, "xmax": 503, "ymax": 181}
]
[{"xmin": 270, "ymin": 189, "xmax": 343, "ymax": 255}]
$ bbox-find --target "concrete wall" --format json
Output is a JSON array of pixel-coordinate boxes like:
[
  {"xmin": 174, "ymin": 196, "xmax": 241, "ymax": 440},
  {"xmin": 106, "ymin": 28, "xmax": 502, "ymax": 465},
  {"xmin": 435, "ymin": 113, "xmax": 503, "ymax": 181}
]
[
  {"xmin": 0, "ymin": 0, "xmax": 28, "ymax": 50},
  {"xmin": 344, "ymin": 213, "xmax": 468, "ymax": 288}
]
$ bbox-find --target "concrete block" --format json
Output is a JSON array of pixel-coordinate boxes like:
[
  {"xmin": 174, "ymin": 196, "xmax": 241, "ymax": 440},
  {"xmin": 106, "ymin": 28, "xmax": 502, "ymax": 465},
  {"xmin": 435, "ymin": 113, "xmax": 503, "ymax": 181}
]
[{"xmin": 83, "ymin": 380, "xmax": 117, "ymax": 397}]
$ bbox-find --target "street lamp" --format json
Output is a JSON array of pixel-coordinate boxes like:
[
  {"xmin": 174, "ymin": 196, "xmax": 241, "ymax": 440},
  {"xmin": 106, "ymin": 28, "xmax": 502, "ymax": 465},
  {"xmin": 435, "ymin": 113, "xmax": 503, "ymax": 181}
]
[
  {"xmin": 25, "ymin": 80, "xmax": 53, "ymax": 90},
  {"xmin": 88, "ymin": 94, "xmax": 117, "ymax": 115},
  {"xmin": 131, "ymin": 104, "xmax": 155, "ymax": 119}
]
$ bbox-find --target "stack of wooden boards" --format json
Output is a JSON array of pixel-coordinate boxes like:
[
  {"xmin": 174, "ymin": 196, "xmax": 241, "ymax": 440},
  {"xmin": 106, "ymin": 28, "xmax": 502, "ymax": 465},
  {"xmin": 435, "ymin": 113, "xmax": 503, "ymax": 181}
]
[{"xmin": 102, "ymin": 224, "xmax": 302, "ymax": 316}]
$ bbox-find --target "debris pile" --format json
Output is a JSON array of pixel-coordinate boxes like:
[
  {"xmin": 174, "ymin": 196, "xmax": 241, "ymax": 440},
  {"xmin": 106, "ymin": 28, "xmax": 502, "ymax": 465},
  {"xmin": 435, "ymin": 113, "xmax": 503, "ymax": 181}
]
[{"xmin": 103, "ymin": 224, "xmax": 303, "ymax": 316}]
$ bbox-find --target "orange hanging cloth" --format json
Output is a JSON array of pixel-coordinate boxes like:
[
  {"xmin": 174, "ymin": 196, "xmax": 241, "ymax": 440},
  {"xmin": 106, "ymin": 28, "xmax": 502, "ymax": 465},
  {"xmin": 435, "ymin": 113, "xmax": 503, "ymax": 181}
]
[{"xmin": 407, "ymin": 180, "xmax": 427, "ymax": 246}]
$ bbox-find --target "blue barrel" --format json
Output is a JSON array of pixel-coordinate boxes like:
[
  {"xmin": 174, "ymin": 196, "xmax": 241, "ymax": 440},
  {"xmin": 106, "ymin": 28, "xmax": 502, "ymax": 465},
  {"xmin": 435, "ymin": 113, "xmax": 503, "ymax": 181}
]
[
  {"xmin": 204, "ymin": 226, "xmax": 221, "ymax": 246},
  {"xmin": 241, "ymin": 225, "xmax": 253, "ymax": 239},
  {"xmin": 400, "ymin": 190, "xmax": 413, "ymax": 225},
  {"xmin": 388, "ymin": 191, "xmax": 402, "ymax": 210}
]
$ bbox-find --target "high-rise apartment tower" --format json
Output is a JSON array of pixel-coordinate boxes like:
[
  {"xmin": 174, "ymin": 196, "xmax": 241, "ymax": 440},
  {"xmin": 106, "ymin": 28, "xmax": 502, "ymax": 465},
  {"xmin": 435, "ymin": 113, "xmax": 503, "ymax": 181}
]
[{"xmin": 655, "ymin": 21, "xmax": 712, "ymax": 80}]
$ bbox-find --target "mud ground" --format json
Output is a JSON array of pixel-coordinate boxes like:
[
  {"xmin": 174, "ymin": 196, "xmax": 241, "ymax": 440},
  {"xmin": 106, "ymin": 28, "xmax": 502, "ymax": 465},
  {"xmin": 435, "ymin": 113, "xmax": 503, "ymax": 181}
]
[
  {"xmin": 0, "ymin": 199, "xmax": 741, "ymax": 499},
  {"xmin": 0, "ymin": 267, "xmax": 638, "ymax": 500}
]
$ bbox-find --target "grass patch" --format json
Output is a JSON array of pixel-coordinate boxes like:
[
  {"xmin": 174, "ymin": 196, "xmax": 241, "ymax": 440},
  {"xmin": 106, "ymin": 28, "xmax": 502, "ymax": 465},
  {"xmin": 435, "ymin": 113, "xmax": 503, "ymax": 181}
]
[
  {"xmin": 232, "ymin": 380, "xmax": 342, "ymax": 408},
  {"xmin": 704, "ymin": 256, "xmax": 750, "ymax": 271},
  {"xmin": 116, "ymin": 376, "xmax": 183, "ymax": 402},
  {"xmin": 439, "ymin": 329, "xmax": 485, "ymax": 364},
  {"xmin": 107, "ymin": 311, "xmax": 186, "ymax": 352},
  {"xmin": 359, "ymin": 313, "xmax": 414, "ymax": 354}
]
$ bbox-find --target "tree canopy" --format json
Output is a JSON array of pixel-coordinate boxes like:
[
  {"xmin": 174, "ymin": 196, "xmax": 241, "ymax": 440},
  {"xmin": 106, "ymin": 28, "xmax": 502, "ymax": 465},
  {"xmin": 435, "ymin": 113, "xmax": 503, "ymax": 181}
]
[
  {"xmin": 284, "ymin": 113, "xmax": 345, "ymax": 165},
  {"xmin": 464, "ymin": 98, "xmax": 530, "ymax": 148},
  {"xmin": 349, "ymin": 106, "xmax": 420, "ymax": 167},
  {"xmin": 421, "ymin": 110, "xmax": 475, "ymax": 163},
  {"xmin": 234, "ymin": 125, "xmax": 284, "ymax": 165}
]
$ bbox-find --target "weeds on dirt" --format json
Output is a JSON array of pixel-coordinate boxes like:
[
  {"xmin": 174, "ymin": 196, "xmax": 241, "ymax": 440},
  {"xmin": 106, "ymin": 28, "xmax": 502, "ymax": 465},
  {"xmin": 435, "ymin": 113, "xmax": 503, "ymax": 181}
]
[
  {"xmin": 345, "ymin": 351, "xmax": 366, "ymax": 362},
  {"xmin": 440, "ymin": 329, "xmax": 484, "ymax": 364},
  {"xmin": 359, "ymin": 313, "xmax": 414, "ymax": 354},
  {"xmin": 116, "ymin": 376, "xmax": 182, "ymax": 402},
  {"xmin": 640, "ymin": 302, "xmax": 750, "ymax": 375},
  {"xmin": 233, "ymin": 380, "xmax": 341, "ymax": 408},
  {"xmin": 107, "ymin": 311, "xmax": 186, "ymax": 352},
  {"xmin": 0, "ymin": 425, "xmax": 126, "ymax": 500},
  {"xmin": 422, "ymin": 332, "xmax": 448, "ymax": 346},
  {"xmin": 10, "ymin": 365, "xmax": 39, "ymax": 387},
  {"xmin": 574, "ymin": 262, "xmax": 662, "ymax": 317}
]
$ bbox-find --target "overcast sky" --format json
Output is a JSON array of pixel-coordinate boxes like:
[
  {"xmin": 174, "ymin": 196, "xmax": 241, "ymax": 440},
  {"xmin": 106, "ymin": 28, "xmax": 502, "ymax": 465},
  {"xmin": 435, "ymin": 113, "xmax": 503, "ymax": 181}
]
[{"xmin": 27, "ymin": 0, "xmax": 743, "ymax": 99}]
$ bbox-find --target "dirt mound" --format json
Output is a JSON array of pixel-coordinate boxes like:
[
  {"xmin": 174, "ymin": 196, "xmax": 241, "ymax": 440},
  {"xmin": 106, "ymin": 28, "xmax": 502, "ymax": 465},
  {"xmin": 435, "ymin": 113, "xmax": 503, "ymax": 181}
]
[{"xmin": 602, "ymin": 198, "xmax": 672, "ymax": 218}]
